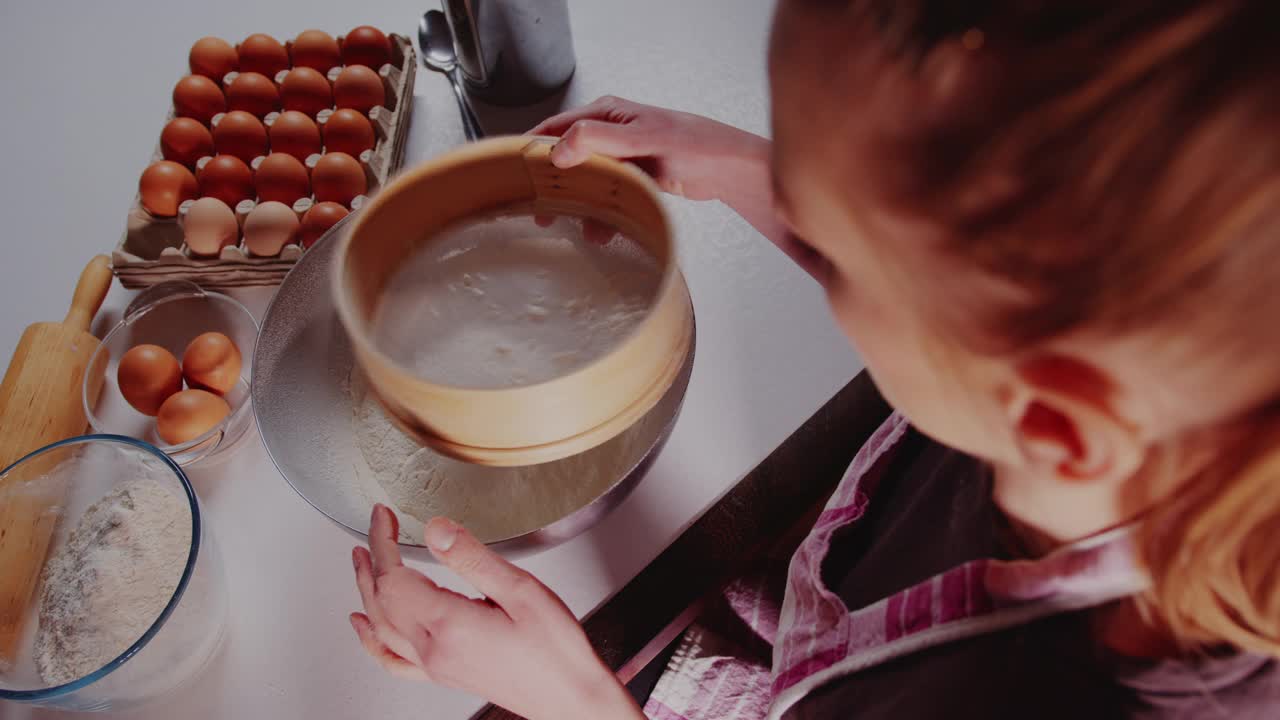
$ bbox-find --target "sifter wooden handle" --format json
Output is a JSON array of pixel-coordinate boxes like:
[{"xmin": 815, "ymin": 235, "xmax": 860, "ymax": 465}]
[{"xmin": 63, "ymin": 255, "xmax": 113, "ymax": 333}]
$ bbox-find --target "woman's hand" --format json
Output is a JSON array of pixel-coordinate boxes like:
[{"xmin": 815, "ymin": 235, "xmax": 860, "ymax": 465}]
[
  {"xmin": 531, "ymin": 95, "xmax": 769, "ymax": 202},
  {"xmin": 531, "ymin": 96, "xmax": 812, "ymax": 273},
  {"xmin": 350, "ymin": 505, "xmax": 644, "ymax": 720}
]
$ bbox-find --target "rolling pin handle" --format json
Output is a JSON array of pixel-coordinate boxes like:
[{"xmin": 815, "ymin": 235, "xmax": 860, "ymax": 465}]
[{"xmin": 63, "ymin": 255, "xmax": 113, "ymax": 332}]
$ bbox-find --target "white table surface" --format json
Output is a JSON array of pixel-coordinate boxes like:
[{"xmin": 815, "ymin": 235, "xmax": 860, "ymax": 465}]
[{"xmin": 0, "ymin": 1, "xmax": 861, "ymax": 718}]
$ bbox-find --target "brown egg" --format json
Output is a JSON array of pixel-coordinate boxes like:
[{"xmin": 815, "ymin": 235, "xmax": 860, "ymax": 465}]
[
  {"xmin": 139, "ymin": 161, "xmax": 199, "ymax": 217},
  {"xmin": 183, "ymin": 197, "xmax": 239, "ymax": 256},
  {"xmin": 291, "ymin": 29, "xmax": 341, "ymax": 73},
  {"xmin": 322, "ymin": 108, "xmax": 375, "ymax": 157},
  {"xmin": 341, "ymin": 26, "xmax": 391, "ymax": 69},
  {"xmin": 117, "ymin": 344, "xmax": 183, "ymax": 416},
  {"xmin": 160, "ymin": 118, "xmax": 215, "ymax": 168},
  {"xmin": 172, "ymin": 75, "xmax": 226, "ymax": 125},
  {"xmin": 243, "ymin": 201, "xmax": 300, "ymax": 256},
  {"xmin": 310, "ymin": 152, "xmax": 366, "ymax": 206},
  {"xmin": 268, "ymin": 111, "xmax": 322, "ymax": 161},
  {"xmin": 212, "ymin": 110, "xmax": 268, "ymax": 165},
  {"xmin": 238, "ymin": 33, "xmax": 289, "ymax": 78},
  {"xmin": 225, "ymin": 72, "xmax": 280, "ymax": 118},
  {"xmin": 189, "ymin": 37, "xmax": 238, "ymax": 82},
  {"xmin": 197, "ymin": 155, "xmax": 255, "ymax": 208},
  {"xmin": 280, "ymin": 67, "xmax": 333, "ymax": 117},
  {"xmin": 254, "ymin": 153, "xmax": 310, "ymax": 205},
  {"xmin": 299, "ymin": 201, "xmax": 349, "ymax": 248},
  {"xmin": 182, "ymin": 331, "xmax": 243, "ymax": 394},
  {"xmin": 156, "ymin": 389, "xmax": 231, "ymax": 445},
  {"xmin": 333, "ymin": 66, "xmax": 385, "ymax": 114}
]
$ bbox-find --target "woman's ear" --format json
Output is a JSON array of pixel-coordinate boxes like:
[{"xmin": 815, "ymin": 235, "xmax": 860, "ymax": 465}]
[{"xmin": 1004, "ymin": 354, "xmax": 1145, "ymax": 485}]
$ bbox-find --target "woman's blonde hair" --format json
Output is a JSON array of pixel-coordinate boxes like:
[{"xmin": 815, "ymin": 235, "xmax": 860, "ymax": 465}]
[{"xmin": 802, "ymin": 0, "xmax": 1280, "ymax": 653}]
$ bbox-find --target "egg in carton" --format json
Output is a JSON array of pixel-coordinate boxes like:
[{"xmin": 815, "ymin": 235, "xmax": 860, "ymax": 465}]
[{"xmin": 113, "ymin": 30, "xmax": 417, "ymax": 289}]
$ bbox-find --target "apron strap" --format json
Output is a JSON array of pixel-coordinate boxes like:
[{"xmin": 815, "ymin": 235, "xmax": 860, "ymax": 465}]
[{"xmin": 767, "ymin": 527, "xmax": 1150, "ymax": 720}]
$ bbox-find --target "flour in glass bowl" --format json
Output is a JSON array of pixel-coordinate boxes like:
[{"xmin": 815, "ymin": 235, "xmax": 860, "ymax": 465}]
[
  {"xmin": 371, "ymin": 213, "xmax": 663, "ymax": 388},
  {"xmin": 35, "ymin": 476, "xmax": 191, "ymax": 686}
]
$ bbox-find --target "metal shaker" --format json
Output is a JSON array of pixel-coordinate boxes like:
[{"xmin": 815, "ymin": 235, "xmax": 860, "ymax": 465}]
[{"xmin": 442, "ymin": 0, "xmax": 577, "ymax": 106}]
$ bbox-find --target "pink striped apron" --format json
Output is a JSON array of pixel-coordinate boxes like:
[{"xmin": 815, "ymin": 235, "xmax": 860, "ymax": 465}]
[{"xmin": 644, "ymin": 413, "xmax": 1151, "ymax": 720}]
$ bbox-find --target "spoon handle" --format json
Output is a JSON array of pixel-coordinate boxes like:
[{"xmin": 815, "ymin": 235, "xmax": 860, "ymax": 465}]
[{"xmin": 446, "ymin": 68, "xmax": 485, "ymax": 141}]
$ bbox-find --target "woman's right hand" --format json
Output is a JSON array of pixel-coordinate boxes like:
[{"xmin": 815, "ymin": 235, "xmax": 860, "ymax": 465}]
[
  {"xmin": 532, "ymin": 97, "xmax": 824, "ymax": 280},
  {"xmin": 531, "ymin": 97, "xmax": 816, "ymax": 278},
  {"xmin": 529, "ymin": 96, "xmax": 772, "ymax": 204}
]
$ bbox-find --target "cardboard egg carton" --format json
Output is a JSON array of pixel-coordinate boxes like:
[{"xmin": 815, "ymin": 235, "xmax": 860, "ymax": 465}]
[{"xmin": 113, "ymin": 32, "xmax": 417, "ymax": 289}]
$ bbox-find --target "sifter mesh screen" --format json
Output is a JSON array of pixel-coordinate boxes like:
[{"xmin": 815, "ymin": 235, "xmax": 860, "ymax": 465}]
[{"xmin": 370, "ymin": 210, "xmax": 662, "ymax": 389}]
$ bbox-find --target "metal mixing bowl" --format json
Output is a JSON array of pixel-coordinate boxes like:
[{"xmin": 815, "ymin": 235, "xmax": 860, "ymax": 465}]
[{"xmin": 252, "ymin": 215, "xmax": 694, "ymax": 554}]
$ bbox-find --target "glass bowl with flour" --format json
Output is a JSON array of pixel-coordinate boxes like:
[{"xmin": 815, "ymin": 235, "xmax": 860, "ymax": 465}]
[
  {"xmin": 0, "ymin": 436, "xmax": 227, "ymax": 711},
  {"xmin": 333, "ymin": 136, "xmax": 694, "ymax": 466}
]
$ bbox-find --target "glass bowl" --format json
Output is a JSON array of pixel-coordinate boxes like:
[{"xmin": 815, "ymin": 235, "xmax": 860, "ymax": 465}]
[
  {"xmin": 83, "ymin": 281, "xmax": 258, "ymax": 466},
  {"xmin": 0, "ymin": 435, "xmax": 227, "ymax": 711}
]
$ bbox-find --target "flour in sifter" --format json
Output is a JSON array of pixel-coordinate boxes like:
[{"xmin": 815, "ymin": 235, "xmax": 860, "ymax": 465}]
[{"xmin": 371, "ymin": 213, "xmax": 662, "ymax": 388}]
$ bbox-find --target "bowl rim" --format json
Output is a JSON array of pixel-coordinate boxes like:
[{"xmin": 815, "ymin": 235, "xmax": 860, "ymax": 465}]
[
  {"xmin": 81, "ymin": 286, "xmax": 259, "ymax": 462},
  {"xmin": 0, "ymin": 434, "xmax": 201, "ymax": 702}
]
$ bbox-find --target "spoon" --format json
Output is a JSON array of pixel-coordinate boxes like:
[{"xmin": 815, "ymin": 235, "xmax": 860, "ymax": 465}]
[{"xmin": 419, "ymin": 10, "xmax": 484, "ymax": 141}]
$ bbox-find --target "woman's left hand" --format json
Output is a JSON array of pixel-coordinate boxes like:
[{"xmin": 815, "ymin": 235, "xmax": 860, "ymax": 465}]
[{"xmin": 350, "ymin": 504, "xmax": 645, "ymax": 720}]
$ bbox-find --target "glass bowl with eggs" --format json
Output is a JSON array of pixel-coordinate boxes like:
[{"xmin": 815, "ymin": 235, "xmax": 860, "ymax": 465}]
[{"xmin": 82, "ymin": 281, "xmax": 257, "ymax": 466}]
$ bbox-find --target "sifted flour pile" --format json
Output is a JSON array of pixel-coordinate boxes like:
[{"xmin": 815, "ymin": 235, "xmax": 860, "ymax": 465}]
[
  {"xmin": 348, "ymin": 368, "xmax": 657, "ymax": 543},
  {"xmin": 371, "ymin": 213, "xmax": 662, "ymax": 388},
  {"xmin": 35, "ymin": 476, "xmax": 190, "ymax": 686}
]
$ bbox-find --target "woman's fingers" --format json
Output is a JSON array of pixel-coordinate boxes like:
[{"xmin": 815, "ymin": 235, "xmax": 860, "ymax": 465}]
[
  {"xmin": 369, "ymin": 504, "xmax": 403, "ymax": 575},
  {"xmin": 583, "ymin": 219, "xmax": 619, "ymax": 245},
  {"xmin": 425, "ymin": 517, "xmax": 550, "ymax": 619},
  {"xmin": 550, "ymin": 119, "xmax": 649, "ymax": 169},
  {"xmin": 528, "ymin": 111, "xmax": 594, "ymax": 138},
  {"xmin": 353, "ymin": 547, "xmax": 387, "ymax": 624},
  {"xmin": 350, "ymin": 613, "xmax": 429, "ymax": 681},
  {"xmin": 536, "ymin": 214, "xmax": 616, "ymax": 243},
  {"xmin": 360, "ymin": 510, "xmax": 504, "ymax": 665},
  {"xmin": 378, "ymin": 563, "xmax": 500, "ymax": 637},
  {"xmin": 528, "ymin": 95, "xmax": 625, "ymax": 137},
  {"xmin": 354, "ymin": 544, "xmax": 426, "ymax": 667}
]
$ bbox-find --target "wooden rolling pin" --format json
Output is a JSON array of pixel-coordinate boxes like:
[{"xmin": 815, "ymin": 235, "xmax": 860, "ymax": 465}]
[{"xmin": 0, "ymin": 255, "xmax": 113, "ymax": 667}]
